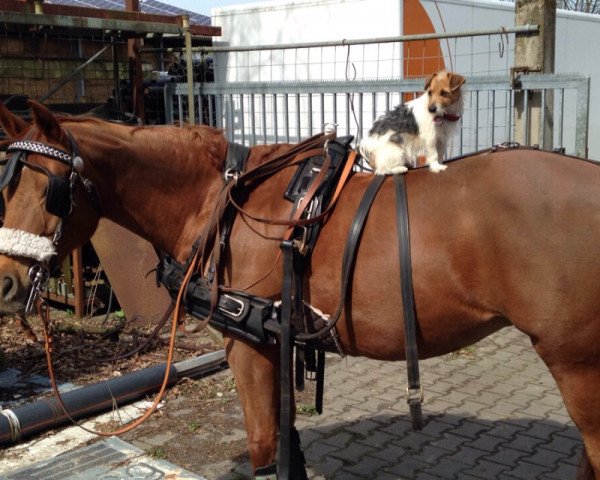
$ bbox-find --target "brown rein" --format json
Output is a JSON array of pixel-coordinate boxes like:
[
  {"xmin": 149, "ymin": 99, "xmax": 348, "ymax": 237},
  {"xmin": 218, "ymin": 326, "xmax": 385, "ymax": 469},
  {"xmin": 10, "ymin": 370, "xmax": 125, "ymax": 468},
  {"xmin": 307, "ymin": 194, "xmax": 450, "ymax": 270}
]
[
  {"xmin": 37, "ymin": 249, "xmax": 199, "ymax": 436},
  {"xmin": 37, "ymin": 131, "xmax": 354, "ymax": 436}
]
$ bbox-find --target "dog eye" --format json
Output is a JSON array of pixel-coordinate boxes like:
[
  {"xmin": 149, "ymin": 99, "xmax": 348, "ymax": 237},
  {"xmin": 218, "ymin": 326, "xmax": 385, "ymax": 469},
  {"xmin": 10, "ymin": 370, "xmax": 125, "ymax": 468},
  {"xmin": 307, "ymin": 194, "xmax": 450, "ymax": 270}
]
[
  {"xmin": 427, "ymin": 90, "xmax": 432, "ymax": 96},
  {"xmin": 441, "ymin": 90, "xmax": 451, "ymax": 97}
]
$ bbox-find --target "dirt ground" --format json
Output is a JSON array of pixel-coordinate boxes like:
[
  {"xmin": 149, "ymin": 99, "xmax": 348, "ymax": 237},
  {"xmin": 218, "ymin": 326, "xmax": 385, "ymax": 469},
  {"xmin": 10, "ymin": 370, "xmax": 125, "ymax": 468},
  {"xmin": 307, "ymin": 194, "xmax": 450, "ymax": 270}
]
[{"xmin": 0, "ymin": 309, "xmax": 266, "ymax": 478}]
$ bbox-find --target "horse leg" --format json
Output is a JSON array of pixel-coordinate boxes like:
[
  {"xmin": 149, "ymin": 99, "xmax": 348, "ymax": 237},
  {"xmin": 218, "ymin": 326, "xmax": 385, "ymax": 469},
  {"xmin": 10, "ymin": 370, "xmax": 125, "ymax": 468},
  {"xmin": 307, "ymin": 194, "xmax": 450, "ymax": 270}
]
[
  {"xmin": 224, "ymin": 336, "xmax": 281, "ymax": 475},
  {"xmin": 537, "ymin": 358, "xmax": 600, "ymax": 479}
]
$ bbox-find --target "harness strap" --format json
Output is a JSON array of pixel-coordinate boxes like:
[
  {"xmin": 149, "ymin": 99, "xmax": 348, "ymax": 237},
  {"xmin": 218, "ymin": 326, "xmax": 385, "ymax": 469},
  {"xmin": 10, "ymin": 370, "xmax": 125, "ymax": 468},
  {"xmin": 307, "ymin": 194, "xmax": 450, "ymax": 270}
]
[
  {"xmin": 223, "ymin": 141, "xmax": 251, "ymax": 182},
  {"xmin": 394, "ymin": 174, "xmax": 424, "ymax": 431},
  {"xmin": 295, "ymin": 173, "xmax": 386, "ymax": 342}
]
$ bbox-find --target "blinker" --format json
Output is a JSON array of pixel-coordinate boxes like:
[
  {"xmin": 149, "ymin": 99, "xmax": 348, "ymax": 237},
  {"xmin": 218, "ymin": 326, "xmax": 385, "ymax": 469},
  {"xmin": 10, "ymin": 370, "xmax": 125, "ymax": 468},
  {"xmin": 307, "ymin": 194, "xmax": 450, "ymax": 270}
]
[{"xmin": 45, "ymin": 175, "xmax": 72, "ymax": 219}]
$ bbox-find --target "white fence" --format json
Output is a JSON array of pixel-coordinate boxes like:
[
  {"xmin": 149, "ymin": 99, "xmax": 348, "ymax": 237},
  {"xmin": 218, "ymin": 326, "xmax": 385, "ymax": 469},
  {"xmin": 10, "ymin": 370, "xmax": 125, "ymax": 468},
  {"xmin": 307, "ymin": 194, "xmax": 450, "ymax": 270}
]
[{"xmin": 164, "ymin": 73, "xmax": 589, "ymax": 158}]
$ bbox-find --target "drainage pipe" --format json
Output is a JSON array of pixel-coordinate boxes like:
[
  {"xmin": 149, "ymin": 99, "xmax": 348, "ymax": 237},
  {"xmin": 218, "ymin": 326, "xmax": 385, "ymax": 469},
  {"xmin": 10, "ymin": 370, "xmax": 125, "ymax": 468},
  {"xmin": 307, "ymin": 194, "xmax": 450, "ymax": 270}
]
[{"xmin": 0, "ymin": 350, "xmax": 226, "ymax": 446}]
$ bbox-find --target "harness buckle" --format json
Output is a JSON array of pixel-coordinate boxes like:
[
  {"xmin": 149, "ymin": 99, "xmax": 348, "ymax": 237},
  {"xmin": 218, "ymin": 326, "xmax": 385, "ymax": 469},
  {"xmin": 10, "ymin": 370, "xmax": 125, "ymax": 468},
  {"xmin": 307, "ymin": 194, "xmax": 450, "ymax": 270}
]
[
  {"xmin": 224, "ymin": 168, "xmax": 240, "ymax": 184},
  {"xmin": 406, "ymin": 386, "xmax": 424, "ymax": 405},
  {"xmin": 219, "ymin": 294, "xmax": 245, "ymax": 318}
]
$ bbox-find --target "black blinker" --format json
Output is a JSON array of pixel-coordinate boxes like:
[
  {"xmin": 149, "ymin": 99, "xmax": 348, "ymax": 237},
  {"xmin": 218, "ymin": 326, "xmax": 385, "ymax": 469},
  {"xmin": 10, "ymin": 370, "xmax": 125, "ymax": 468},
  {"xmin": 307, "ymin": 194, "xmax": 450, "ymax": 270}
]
[
  {"xmin": 0, "ymin": 154, "xmax": 24, "ymax": 192},
  {"xmin": 45, "ymin": 175, "xmax": 71, "ymax": 218}
]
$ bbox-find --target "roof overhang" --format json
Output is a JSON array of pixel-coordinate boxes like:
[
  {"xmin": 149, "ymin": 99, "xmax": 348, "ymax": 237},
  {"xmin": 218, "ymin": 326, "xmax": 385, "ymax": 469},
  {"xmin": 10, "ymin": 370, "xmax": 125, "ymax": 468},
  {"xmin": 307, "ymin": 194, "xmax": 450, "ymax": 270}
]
[{"xmin": 0, "ymin": 0, "xmax": 221, "ymax": 38}]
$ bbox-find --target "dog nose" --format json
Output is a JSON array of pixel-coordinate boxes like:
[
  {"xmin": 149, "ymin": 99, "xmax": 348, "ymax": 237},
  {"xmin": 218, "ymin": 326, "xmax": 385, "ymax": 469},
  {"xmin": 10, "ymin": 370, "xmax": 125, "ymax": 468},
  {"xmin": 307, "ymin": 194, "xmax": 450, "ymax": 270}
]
[{"xmin": 428, "ymin": 105, "xmax": 437, "ymax": 113}]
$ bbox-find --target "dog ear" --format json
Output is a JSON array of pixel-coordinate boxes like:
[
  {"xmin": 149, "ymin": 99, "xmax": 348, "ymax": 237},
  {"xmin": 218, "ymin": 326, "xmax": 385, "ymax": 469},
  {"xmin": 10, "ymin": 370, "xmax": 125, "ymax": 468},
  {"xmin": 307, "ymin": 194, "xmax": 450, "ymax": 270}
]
[
  {"xmin": 424, "ymin": 72, "xmax": 438, "ymax": 90},
  {"xmin": 449, "ymin": 73, "xmax": 466, "ymax": 92}
]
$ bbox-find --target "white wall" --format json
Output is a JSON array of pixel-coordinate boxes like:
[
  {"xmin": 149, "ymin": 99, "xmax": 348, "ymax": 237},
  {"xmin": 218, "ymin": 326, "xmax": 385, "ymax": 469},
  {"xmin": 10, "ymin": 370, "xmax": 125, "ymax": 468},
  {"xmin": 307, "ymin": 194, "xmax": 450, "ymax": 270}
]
[{"xmin": 212, "ymin": 0, "xmax": 599, "ymax": 157}]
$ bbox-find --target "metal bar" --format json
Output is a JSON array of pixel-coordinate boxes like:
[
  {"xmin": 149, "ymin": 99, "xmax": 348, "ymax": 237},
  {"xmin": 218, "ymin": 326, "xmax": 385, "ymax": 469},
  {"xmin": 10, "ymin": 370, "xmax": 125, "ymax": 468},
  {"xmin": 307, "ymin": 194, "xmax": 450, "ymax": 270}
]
[
  {"xmin": 273, "ymin": 94, "xmax": 278, "ymax": 144},
  {"xmin": 197, "ymin": 25, "xmax": 539, "ymax": 53},
  {"xmin": 111, "ymin": 37, "xmax": 121, "ymax": 111},
  {"xmin": 524, "ymin": 90, "xmax": 530, "ymax": 146},
  {"xmin": 558, "ymin": 88, "xmax": 564, "ymax": 149},
  {"xmin": 251, "ymin": 94, "xmax": 257, "ymax": 145},
  {"xmin": 240, "ymin": 94, "xmax": 246, "ymax": 144},
  {"xmin": 474, "ymin": 91, "xmax": 479, "ymax": 150},
  {"xmin": 320, "ymin": 93, "xmax": 325, "ymax": 131},
  {"xmin": 227, "ymin": 94, "xmax": 234, "ymax": 141},
  {"xmin": 38, "ymin": 43, "xmax": 111, "ymax": 102},
  {"xmin": 284, "ymin": 94, "xmax": 290, "ymax": 143},
  {"xmin": 491, "ymin": 90, "xmax": 496, "ymax": 146},
  {"xmin": 307, "ymin": 94, "xmax": 313, "ymax": 135},
  {"xmin": 295, "ymin": 94, "xmax": 301, "ymax": 141},
  {"xmin": 262, "ymin": 94, "xmax": 268, "ymax": 144},
  {"xmin": 541, "ymin": 89, "xmax": 546, "ymax": 148}
]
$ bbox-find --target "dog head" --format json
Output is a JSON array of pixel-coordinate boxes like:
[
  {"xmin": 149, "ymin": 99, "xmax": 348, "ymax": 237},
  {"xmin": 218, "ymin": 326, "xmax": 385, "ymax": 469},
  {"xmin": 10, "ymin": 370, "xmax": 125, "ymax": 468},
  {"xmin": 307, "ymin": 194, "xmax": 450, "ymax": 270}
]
[{"xmin": 424, "ymin": 71, "xmax": 465, "ymax": 124}]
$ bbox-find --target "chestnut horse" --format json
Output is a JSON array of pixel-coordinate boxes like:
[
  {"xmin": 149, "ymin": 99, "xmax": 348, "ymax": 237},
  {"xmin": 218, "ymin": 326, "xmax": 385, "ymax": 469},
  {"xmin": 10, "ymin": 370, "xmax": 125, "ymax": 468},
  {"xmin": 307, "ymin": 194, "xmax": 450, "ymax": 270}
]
[{"xmin": 0, "ymin": 100, "xmax": 599, "ymax": 479}]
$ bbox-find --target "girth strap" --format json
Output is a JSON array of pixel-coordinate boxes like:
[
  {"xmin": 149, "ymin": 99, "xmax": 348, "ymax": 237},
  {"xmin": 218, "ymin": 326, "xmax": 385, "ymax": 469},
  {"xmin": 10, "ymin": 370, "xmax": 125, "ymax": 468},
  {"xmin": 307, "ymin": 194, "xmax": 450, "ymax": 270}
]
[
  {"xmin": 295, "ymin": 173, "xmax": 386, "ymax": 343},
  {"xmin": 394, "ymin": 174, "xmax": 424, "ymax": 431}
]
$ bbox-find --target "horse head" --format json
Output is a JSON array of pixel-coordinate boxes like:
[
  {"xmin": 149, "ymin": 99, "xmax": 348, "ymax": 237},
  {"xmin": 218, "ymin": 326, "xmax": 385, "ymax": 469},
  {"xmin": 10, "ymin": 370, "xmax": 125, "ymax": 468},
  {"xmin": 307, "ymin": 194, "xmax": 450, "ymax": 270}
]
[{"xmin": 0, "ymin": 100, "xmax": 100, "ymax": 314}]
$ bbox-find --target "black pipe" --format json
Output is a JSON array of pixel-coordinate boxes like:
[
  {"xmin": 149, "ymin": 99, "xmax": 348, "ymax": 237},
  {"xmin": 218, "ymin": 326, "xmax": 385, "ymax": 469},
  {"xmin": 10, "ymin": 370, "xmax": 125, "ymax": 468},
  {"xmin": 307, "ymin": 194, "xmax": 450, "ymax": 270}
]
[
  {"xmin": 0, "ymin": 350, "xmax": 227, "ymax": 446},
  {"xmin": 0, "ymin": 362, "xmax": 178, "ymax": 445}
]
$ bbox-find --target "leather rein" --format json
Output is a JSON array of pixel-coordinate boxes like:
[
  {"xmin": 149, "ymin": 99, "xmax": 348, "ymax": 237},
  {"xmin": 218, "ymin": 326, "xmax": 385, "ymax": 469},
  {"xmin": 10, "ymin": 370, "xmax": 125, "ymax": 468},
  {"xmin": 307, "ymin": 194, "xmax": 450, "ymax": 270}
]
[{"xmin": 2, "ymin": 130, "xmax": 178, "ymax": 437}]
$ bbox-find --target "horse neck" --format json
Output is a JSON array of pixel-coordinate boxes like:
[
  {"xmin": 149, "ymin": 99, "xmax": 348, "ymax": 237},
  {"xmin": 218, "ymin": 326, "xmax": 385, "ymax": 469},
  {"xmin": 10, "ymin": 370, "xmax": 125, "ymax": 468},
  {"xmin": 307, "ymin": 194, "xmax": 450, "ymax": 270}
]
[{"xmin": 69, "ymin": 120, "xmax": 228, "ymax": 262}]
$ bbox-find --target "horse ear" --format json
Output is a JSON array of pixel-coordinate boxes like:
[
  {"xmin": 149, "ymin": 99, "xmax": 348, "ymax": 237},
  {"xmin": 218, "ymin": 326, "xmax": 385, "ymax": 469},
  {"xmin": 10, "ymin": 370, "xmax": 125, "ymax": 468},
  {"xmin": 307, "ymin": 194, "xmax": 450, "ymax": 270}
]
[
  {"xmin": 0, "ymin": 101, "xmax": 30, "ymax": 139},
  {"xmin": 28, "ymin": 100, "xmax": 63, "ymax": 142}
]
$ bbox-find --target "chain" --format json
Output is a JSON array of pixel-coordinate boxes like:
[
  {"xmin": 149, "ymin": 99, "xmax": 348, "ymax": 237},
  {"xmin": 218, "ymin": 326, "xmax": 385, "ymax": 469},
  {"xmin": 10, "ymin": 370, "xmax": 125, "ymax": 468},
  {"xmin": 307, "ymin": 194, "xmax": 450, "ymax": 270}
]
[{"xmin": 25, "ymin": 264, "xmax": 50, "ymax": 315}]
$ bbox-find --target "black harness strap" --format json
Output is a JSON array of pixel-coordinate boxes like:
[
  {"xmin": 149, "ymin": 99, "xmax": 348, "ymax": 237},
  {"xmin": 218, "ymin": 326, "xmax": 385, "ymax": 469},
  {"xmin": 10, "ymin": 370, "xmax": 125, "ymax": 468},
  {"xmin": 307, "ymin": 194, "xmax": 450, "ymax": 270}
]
[
  {"xmin": 394, "ymin": 174, "xmax": 424, "ymax": 431},
  {"xmin": 295, "ymin": 173, "xmax": 387, "ymax": 343},
  {"xmin": 223, "ymin": 141, "xmax": 251, "ymax": 182}
]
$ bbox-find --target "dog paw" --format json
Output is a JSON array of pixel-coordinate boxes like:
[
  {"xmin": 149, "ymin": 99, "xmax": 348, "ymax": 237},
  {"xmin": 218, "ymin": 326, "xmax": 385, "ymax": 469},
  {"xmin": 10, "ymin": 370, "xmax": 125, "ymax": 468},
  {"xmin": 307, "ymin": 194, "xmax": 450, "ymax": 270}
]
[
  {"xmin": 375, "ymin": 165, "xmax": 408, "ymax": 175},
  {"xmin": 428, "ymin": 162, "xmax": 447, "ymax": 173}
]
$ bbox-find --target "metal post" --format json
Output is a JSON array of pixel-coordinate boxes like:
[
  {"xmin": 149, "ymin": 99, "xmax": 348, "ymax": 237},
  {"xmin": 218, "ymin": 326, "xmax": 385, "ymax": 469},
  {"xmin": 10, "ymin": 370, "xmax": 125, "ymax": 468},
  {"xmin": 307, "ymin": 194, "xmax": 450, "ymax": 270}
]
[
  {"xmin": 514, "ymin": 0, "xmax": 555, "ymax": 149},
  {"xmin": 182, "ymin": 15, "xmax": 195, "ymax": 125},
  {"xmin": 112, "ymin": 36, "xmax": 122, "ymax": 111}
]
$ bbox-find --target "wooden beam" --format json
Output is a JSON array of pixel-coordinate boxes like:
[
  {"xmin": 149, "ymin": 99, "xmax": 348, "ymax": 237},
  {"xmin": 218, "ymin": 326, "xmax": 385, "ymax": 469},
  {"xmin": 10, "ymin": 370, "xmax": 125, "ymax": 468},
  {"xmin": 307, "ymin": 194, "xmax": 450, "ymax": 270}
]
[{"xmin": 0, "ymin": 0, "xmax": 221, "ymax": 37}]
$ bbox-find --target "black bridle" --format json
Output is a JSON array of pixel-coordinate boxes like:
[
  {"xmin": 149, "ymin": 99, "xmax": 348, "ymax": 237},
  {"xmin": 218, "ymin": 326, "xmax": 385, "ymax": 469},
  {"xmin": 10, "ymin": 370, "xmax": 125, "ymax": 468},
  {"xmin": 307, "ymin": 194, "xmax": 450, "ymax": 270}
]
[{"xmin": 1, "ymin": 130, "xmax": 95, "ymax": 312}]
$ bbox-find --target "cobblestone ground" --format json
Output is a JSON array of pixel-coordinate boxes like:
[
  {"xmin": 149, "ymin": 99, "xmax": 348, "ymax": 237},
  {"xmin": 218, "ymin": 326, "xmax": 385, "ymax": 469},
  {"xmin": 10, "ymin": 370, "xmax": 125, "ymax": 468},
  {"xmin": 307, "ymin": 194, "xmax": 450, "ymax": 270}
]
[{"xmin": 205, "ymin": 326, "xmax": 582, "ymax": 480}]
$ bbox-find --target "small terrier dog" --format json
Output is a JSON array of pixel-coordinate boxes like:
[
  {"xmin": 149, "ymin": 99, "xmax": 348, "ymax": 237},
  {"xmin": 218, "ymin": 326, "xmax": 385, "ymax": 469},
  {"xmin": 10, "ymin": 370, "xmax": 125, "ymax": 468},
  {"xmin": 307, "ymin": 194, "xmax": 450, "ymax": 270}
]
[{"xmin": 360, "ymin": 71, "xmax": 465, "ymax": 174}]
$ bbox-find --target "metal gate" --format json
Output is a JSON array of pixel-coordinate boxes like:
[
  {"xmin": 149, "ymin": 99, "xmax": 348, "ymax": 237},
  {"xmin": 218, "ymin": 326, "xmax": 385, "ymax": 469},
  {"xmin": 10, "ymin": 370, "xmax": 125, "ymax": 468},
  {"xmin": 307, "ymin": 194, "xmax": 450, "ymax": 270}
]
[{"xmin": 164, "ymin": 73, "xmax": 589, "ymax": 158}]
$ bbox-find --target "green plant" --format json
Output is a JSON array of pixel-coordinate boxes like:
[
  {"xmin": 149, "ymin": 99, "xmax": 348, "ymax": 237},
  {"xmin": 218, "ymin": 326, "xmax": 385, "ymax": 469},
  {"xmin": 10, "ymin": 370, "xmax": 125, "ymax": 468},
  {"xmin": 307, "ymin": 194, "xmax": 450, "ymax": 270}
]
[
  {"xmin": 147, "ymin": 447, "xmax": 166, "ymax": 459},
  {"xmin": 297, "ymin": 404, "xmax": 318, "ymax": 416},
  {"xmin": 113, "ymin": 309, "xmax": 126, "ymax": 320},
  {"xmin": 188, "ymin": 420, "xmax": 201, "ymax": 433},
  {"xmin": 65, "ymin": 309, "xmax": 74, "ymax": 317}
]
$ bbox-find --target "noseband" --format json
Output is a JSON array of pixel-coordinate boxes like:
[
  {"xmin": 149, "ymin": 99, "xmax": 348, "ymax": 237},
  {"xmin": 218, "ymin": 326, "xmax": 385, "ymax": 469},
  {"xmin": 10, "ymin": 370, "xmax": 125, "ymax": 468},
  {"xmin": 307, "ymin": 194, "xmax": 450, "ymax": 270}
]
[{"xmin": 0, "ymin": 130, "xmax": 94, "ymax": 312}]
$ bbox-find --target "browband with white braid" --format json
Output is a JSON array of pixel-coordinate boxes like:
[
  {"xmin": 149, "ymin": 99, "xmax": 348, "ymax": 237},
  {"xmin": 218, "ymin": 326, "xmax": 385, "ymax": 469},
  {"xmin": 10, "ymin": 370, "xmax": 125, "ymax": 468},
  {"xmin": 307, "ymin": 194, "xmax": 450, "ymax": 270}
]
[{"xmin": 0, "ymin": 228, "xmax": 56, "ymax": 262}]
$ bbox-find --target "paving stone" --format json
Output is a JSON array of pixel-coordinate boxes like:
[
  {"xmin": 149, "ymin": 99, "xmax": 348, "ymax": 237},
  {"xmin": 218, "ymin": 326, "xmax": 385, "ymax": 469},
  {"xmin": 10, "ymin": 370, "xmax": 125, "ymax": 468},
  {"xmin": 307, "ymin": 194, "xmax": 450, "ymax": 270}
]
[{"xmin": 507, "ymin": 459, "xmax": 554, "ymax": 479}]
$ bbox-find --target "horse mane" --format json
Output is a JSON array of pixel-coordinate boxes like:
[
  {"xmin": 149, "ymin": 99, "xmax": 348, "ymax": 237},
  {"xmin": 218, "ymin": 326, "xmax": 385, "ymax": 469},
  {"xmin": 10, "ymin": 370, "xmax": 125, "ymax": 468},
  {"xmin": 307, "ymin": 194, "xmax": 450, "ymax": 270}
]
[{"xmin": 58, "ymin": 115, "xmax": 227, "ymax": 172}]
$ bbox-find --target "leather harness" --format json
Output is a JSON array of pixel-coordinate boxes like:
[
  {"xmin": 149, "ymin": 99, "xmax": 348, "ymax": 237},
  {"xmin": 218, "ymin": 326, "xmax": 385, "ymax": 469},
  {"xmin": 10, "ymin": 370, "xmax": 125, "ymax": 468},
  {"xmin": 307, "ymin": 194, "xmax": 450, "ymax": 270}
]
[{"xmin": 155, "ymin": 132, "xmax": 425, "ymax": 449}]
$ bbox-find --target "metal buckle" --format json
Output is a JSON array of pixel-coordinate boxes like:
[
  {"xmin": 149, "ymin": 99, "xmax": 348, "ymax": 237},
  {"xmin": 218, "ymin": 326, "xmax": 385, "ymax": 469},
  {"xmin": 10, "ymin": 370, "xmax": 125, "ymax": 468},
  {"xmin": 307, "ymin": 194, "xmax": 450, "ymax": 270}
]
[
  {"xmin": 406, "ymin": 386, "xmax": 424, "ymax": 404},
  {"xmin": 224, "ymin": 168, "xmax": 240, "ymax": 184},
  {"xmin": 219, "ymin": 294, "xmax": 245, "ymax": 318}
]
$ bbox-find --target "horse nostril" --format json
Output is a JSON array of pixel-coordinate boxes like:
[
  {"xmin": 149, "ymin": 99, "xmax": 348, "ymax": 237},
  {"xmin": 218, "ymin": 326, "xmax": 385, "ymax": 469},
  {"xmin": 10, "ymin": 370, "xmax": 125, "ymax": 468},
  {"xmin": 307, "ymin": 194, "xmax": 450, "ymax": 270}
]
[{"xmin": 2, "ymin": 276, "xmax": 14, "ymax": 299}]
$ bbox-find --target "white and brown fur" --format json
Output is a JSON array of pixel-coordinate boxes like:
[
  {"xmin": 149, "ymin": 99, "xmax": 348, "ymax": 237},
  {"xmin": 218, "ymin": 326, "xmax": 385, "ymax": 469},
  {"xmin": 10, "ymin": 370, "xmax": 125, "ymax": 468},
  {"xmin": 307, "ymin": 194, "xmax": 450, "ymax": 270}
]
[{"xmin": 360, "ymin": 71, "xmax": 466, "ymax": 174}]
